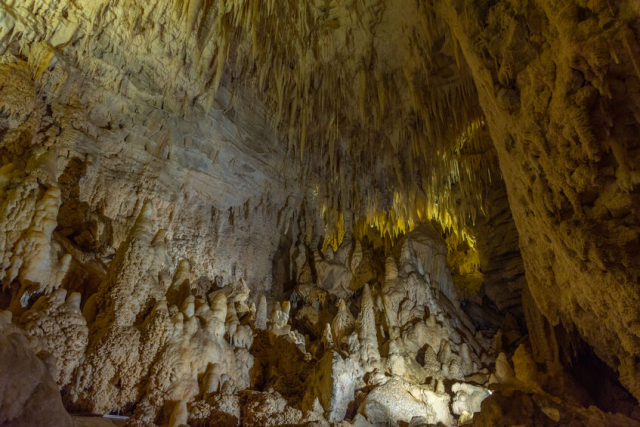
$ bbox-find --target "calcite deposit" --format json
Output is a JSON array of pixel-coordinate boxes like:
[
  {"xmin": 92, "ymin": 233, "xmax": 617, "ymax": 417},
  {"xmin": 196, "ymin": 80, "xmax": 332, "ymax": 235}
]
[{"xmin": 1, "ymin": 0, "xmax": 640, "ymax": 425}]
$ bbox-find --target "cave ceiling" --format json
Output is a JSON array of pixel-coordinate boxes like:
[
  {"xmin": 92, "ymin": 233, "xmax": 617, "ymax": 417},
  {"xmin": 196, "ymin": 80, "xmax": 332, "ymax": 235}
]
[{"xmin": 0, "ymin": 0, "xmax": 498, "ymax": 247}]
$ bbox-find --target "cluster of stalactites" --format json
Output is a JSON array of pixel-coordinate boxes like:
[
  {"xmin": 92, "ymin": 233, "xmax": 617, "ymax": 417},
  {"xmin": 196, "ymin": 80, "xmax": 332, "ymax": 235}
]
[
  {"xmin": 319, "ymin": 118, "xmax": 495, "ymax": 253},
  {"xmin": 1, "ymin": 0, "xmax": 498, "ymax": 258}
]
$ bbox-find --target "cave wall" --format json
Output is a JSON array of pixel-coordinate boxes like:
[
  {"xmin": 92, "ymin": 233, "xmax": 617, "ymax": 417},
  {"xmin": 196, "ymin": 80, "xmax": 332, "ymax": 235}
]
[
  {"xmin": 471, "ymin": 177, "xmax": 526, "ymax": 316},
  {"xmin": 437, "ymin": 0, "xmax": 640, "ymax": 398},
  {"xmin": 0, "ymin": 43, "xmax": 305, "ymax": 302},
  {"xmin": 1, "ymin": 0, "xmax": 640, "ymax": 421}
]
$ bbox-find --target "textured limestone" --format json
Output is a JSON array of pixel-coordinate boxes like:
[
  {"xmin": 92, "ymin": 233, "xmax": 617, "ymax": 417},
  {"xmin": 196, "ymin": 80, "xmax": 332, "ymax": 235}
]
[
  {"xmin": 288, "ymin": 226, "xmax": 496, "ymax": 425},
  {"xmin": 0, "ymin": 310, "xmax": 73, "ymax": 427},
  {"xmin": 1, "ymin": 0, "xmax": 639, "ymax": 424},
  {"xmin": 361, "ymin": 377, "xmax": 452, "ymax": 426},
  {"xmin": 302, "ymin": 349, "xmax": 361, "ymax": 422},
  {"xmin": 477, "ymin": 346, "xmax": 640, "ymax": 427},
  {"xmin": 19, "ymin": 289, "xmax": 88, "ymax": 388},
  {"xmin": 0, "ymin": 34, "xmax": 302, "ymax": 300},
  {"xmin": 69, "ymin": 204, "xmax": 255, "ymax": 425},
  {"xmin": 0, "ymin": 165, "xmax": 70, "ymax": 310},
  {"xmin": 471, "ymin": 181, "xmax": 526, "ymax": 315},
  {"xmin": 435, "ymin": 0, "xmax": 640, "ymax": 399},
  {"xmin": 0, "ymin": 196, "xmax": 634, "ymax": 426}
]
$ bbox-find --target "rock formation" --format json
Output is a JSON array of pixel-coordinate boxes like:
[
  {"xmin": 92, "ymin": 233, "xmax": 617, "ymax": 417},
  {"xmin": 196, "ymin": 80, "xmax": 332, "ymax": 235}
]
[
  {"xmin": 0, "ymin": 310, "xmax": 73, "ymax": 427},
  {"xmin": 1, "ymin": 0, "xmax": 640, "ymax": 425}
]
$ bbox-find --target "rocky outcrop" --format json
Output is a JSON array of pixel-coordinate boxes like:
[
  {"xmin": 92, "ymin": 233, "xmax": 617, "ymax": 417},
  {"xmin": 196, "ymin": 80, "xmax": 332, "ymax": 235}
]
[
  {"xmin": 0, "ymin": 36, "xmax": 303, "ymax": 301},
  {"xmin": 1, "ymin": 194, "xmax": 637, "ymax": 426},
  {"xmin": 19, "ymin": 289, "xmax": 88, "ymax": 388},
  {"xmin": 0, "ymin": 310, "xmax": 73, "ymax": 427},
  {"xmin": 472, "ymin": 182, "xmax": 527, "ymax": 315},
  {"xmin": 290, "ymin": 226, "xmax": 497, "ymax": 425},
  {"xmin": 69, "ymin": 204, "xmax": 255, "ymax": 423},
  {"xmin": 476, "ymin": 344, "xmax": 640, "ymax": 426},
  {"xmin": 0, "ymin": 165, "xmax": 70, "ymax": 310},
  {"xmin": 436, "ymin": 0, "xmax": 640, "ymax": 399},
  {"xmin": 1, "ymin": 0, "xmax": 639, "ymax": 424}
]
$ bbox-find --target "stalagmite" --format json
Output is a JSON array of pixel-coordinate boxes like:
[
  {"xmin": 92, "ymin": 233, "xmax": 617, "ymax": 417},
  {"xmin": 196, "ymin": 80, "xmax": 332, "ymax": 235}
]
[
  {"xmin": 167, "ymin": 259, "xmax": 192, "ymax": 306},
  {"xmin": 268, "ymin": 300, "xmax": 291, "ymax": 336},
  {"xmin": 255, "ymin": 294, "xmax": 268, "ymax": 331},
  {"xmin": 357, "ymin": 283, "xmax": 381, "ymax": 374},
  {"xmin": 1, "ymin": 0, "xmax": 640, "ymax": 425},
  {"xmin": 494, "ymin": 352, "xmax": 515, "ymax": 384},
  {"xmin": 331, "ymin": 299, "xmax": 355, "ymax": 347}
]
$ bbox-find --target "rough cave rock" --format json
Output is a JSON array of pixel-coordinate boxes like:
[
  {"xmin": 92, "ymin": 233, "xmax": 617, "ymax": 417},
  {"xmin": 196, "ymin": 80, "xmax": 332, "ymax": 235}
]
[{"xmin": 1, "ymin": 0, "xmax": 640, "ymax": 426}]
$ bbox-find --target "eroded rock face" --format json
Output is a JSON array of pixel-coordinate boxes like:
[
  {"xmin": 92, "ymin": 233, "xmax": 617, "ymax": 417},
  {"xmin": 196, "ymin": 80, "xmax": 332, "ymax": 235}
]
[
  {"xmin": 471, "ymin": 181, "xmax": 526, "ymax": 316},
  {"xmin": 289, "ymin": 226, "xmax": 497, "ymax": 425},
  {"xmin": 0, "ymin": 0, "xmax": 639, "ymax": 424},
  {"xmin": 436, "ymin": 0, "xmax": 640, "ymax": 399},
  {"xmin": 0, "ymin": 36, "xmax": 301, "ymax": 304},
  {"xmin": 19, "ymin": 289, "xmax": 88, "ymax": 388},
  {"xmin": 70, "ymin": 205, "xmax": 256, "ymax": 424},
  {"xmin": 0, "ymin": 310, "xmax": 73, "ymax": 427},
  {"xmin": 478, "ymin": 344, "xmax": 640, "ymax": 427}
]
